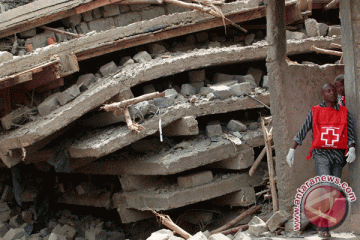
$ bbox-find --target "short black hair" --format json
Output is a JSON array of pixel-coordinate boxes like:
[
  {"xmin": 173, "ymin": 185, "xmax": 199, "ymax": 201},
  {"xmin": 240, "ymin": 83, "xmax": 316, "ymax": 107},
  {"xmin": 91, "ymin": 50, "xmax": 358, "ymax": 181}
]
[
  {"xmin": 322, "ymin": 83, "xmax": 336, "ymax": 93},
  {"xmin": 335, "ymin": 74, "xmax": 344, "ymax": 82}
]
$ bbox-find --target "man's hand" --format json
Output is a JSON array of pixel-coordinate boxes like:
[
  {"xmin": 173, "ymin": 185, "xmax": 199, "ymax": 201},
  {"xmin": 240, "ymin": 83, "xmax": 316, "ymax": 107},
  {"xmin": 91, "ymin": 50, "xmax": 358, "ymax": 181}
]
[
  {"xmin": 346, "ymin": 147, "xmax": 356, "ymax": 163},
  {"xmin": 286, "ymin": 148, "xmax": 295, "ymax": 167}
]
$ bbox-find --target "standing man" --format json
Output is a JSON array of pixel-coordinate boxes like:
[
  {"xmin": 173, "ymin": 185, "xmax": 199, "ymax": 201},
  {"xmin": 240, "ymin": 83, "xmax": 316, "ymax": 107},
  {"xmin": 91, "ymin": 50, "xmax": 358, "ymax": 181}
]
[
  {"xmin": 334, "ymin": 74, "xmax": 345, "ymax": 106},
  {"xmin": 286, "ymin": 83, "xmax": 356, "ymax": 238}
]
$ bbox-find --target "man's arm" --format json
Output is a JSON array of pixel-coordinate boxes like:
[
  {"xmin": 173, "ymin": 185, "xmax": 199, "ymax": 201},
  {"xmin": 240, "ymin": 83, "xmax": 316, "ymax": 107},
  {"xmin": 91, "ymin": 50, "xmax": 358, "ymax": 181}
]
[
  {"xmin": 347, "ymin": 112, "xmax": 356, "ymax": 147},
  {"xmin": 293, "ymin": 109, "xmax": 313, "ymax": 148}
]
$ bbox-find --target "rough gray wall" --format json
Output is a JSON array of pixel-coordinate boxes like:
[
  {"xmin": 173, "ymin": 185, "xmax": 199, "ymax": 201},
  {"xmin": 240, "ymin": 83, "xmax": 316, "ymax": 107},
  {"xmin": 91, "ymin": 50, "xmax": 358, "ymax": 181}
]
[{"xmin": 340, "ymin": 0, "xmax": 360, "ymax": 232}]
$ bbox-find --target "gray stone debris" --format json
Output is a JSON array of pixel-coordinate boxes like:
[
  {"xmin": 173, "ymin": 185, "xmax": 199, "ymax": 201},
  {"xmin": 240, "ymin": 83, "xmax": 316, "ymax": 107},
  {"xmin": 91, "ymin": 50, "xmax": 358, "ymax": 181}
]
[
  {"xmin": 188, "ymin": 232, "xmax": 208, "ymax": 240},
  {"xmin": 209, "ymin": 85, "xmax": 233, "ymax": 100},
  {"xmin": 266, "ymin": 210, "xmax": 290, "ymax": 232},
  {"xmin": 143, "ymin": 84, "xmax": 156, "ymax": 94},
  {"xmin": 206, "ymin": 120, "xmax": 222, "ymax": 137},
  {"xmin": 247, "ymin": 68, "xmax": 264, "ymax": 86},
  {"xmin": 227, "ymin": 120, "xmax": 247, "ymax": 132},
  {"xmin": 87, "ymin": 18, "xmax": 115, "ymax": 32},
  {"xmin": 328, "ymin": 25, "xmax": 341, "ymax": 36},
  {"xmin": 114, "ymin": 12, "xmax": 142, "ymax": 27},
  {"xmin": 119, "ymin": 56, "xmax": 135, "ymax": 66},
  {"xmin": 199, "ymin": 87, "xmax": 211, "ymax": 94},
  {"xmin": 134, "ymin": 101, "xmax": 150, "ymax": 116},
  {"xmin": 181, "ymin": 84, "xmax": 196, "ymax": 96},
  {"xmin": 82, "ymin": 11, "xmax": 93, "ymax": 22},
  {"xmin": 141, "ymin": 6, "xmax": 166, "ymax": 20},
  {"xmin": 154, "ymin": 88, "xmax": 178, "ymax": 108},
  {"xmin": 3, "ymin": 228, "xmax": 26, "ymax": 240},
  {"xmin": 206, "ymin": 92, "xmax": 216, "ymax": 101},
  {"xmin": 99, "ymin": 61, "xmax": 118, "ymax": 76},
  {"xmin": 37, "ymin": 92, "xmax": 60, "ymax": 116},
  {"xmin": 209, "ymin": 233, "xmax": 231, "ymax": 240},
  {"xmin": 62, "ymin": 15, "xmax": 82, "ymax": 28},
  {"xmin": 286, "ymin": 30, "xmax": 306, "ymax": 40},
  {"xmin": 262, "ymin": 76, "xmax": 269, "ymax": 89},
  {"xmin": 133, "ymin": 51, "xmax": 152, "ymax": 63},
  {"xmin": 75, "ymin": 22, "xmax": 90, "ymax": 34},
  {"xmin": 19, "ymin": 28, "xmax": 36, "ymax": 38},
  {"xmin": 248, "ymin": 216, "xmax": 268, "ymax": 237},
  {"xmin": 178, "ymin": 171, "xmax": 213, "ymax": 188},
  {"xmin": 305, "ymin": 18, "xmax": 320, "ymax": 37},
  {"xmin": 189, "ymin": 82, "xmax": 204, "ymax": 94},
  {"xmin": 230, "ymin": 82, "xmax": 251, "ymax": 96},
  {"xmin": 76, "ymin": 73, "xmax": 96, "ymax": 91},
  {"xmin": 57, "ymin": 85, "xmax": 81, "ymax": 106},
  {"xmin": 101, "ymin": 5, "xmax": 120, "ymax": 17},
  {"xmin": 148, "ymin": 43, "xmax": 167, "ymax": 56},
  {"xmin": 0, "ymin": 51, "xmax": 13, "ymax": 64},
  {"xmin": 92, "ymin": 8, "xmax": 103, "ymax": 19},
  {"xmin": 318, "ymin": 23, "xmax": 329, "ymax": 36},
  {"xmin": 239, "ymin": 74, "xmax": 257, "ymax": 89}
]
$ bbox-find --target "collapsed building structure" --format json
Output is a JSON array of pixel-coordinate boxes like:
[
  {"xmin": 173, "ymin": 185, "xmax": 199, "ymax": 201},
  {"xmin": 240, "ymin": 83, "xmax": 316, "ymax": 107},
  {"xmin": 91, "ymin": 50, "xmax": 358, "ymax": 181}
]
[{"xmin": 0, "ymin": 0, "xmax": 353, "ymax": 238}]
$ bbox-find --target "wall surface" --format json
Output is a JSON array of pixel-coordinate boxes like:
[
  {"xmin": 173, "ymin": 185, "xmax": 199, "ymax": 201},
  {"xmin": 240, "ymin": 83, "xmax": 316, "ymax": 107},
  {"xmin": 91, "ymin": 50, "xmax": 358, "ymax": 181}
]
[{"xmin": 339, "ymin": 0, "xmax": 360, "ymax": 233}]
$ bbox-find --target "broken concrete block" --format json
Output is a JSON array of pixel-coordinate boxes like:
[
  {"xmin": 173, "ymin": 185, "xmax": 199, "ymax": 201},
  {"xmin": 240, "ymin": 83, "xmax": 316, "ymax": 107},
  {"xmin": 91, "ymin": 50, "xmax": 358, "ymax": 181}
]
[
  {"xmin": 227, "ymin": 120, "xmax": 247, "ymax": 132},
  {"xmin": 305, "ymin": 18, "xmax": 320, "ymax": 37},
  {"xmin": 213, "ymin": 80, "xmax": 238, "ymax": 87},
  {"xmin": 48, "ymin": 233, "xmax": 67, "ymax": 240},
  {"xmin": 141, "ymin": 6, "xmax": 166, "ymax": 20},
  {"xmin": 130, "ymin": 4, "xmax": 151, "ymax": 12},
  {"xmin": 245, "ymin": 33, "xmax": 255, "ymax": 45},
  {"xmin": 148, "ymin": 43, "xmax": 167, "ymax": 56},
  {"xmin": 114, "ymin": 12, "xmax": 142, "ymax": 27},
  {"xmin": 189, "ymin": 82, "xmax": 204, "ymax": 94},
  {"xmin": 133, "ymin": 51, "xmax": 152, "ymax": 63},
  {"xmin": 233, "ymin": 232, "xmax": 252, "ymax": 240},
  {"xmin": 92, "ymin": 8, "xmax": 102, "ymax": 19},
  {"xmin": 174, "ymin": 94, "xmax": 188, "ymax": 105},
  {"xmin": 81, "ymin": 11, "xmax": 93, "ymax": 22},
  {"xmin": 154, "ymin": 88, "xmax": 177, "ymax": 108},
  {"xmin": 212, "ymin": 148, "xmax": 254, "ymax": 171},
  {"xmin": 318, "ymin": 23, "xmax": 329, "ymax": 36},
  {"xmin": 101, "ymin": 5, "xmax": 120, "ymax": 17},
  {"xmin": 209, "ymin": 85, "xmax": 233, "ymax": 100},
  {"xmin": 37, "ymin": 93, "xmax": 60, "ymax": 116},
  {"xmin": 1, "ymin": 106, "xmax": 33, "ymax": 130},
  {"xmin": 188, "ymin": 69, "xmax": 205, "ymax": 83},
  {"xmin": 209, "ymin": 233, "xmax": 230, "ymax": 240},
  {"xmin": 3, "ymin": 228, "xmax": 26, "ymax": 240},
  {"xmin": 285, "ymin": 30, "xmax": 306, "ymax": 40},
  {"xmin": 262, "ymin": 76, "xmax": 269, "ymax": 89},
  {"xmin": 328, "ymin": 25, "xmax": 341, "ymax": 36},
  {"xmin": 247, "ymin": 68, "xmax": 264, "ymax": 86},
  {"xmin": 163, "ymin": 116, "xmax": 198, "ymax": 136},
  {"xmin": 0, "ymin": 51, "xmax": 13, "ymax": 63},
  {"xmin": 54, "ymin": 27, "xmax": 69, "ymax": 42},
  {"xmin": 75, "ymin": 22, "xmax": 90, "ymax": 34},
  {"xmin": 181, "ymin": 84, "xmax": 196, "ymax": 96},
  {"xmin": 133, "ymin": 101, "xmax": 150, "ymax": 116},
  {"xmin": 184, "ymin": 211, "xmax": 213, "ymax": 225},
  {"xmin": 248, "ymin": 122, "xmax": 259, "ymax": 130},
  {"xmin": 143, "ymin": 84, "xmax": 156, "ymax": 94},
  {"xmin": 57, "ymin": 85, "xmax": 81, "ymax": 106},
  {"xmin": 196, "ymin": 32, "xmax": 208, "ymax": 43},
  {"xmin": 28, "ymin": 30, "xmax": 56, "ymax": 49},
  {"xmin": 87, "ymin": 18, "xmax": 115, "ymax": 32},
  {"xmin": 188, "ymin": 232, "xmax": 207, "ymax": 240},
  {"xmin": 206, "ymin": 92, "xmax": 216, "ymax": 101},
  {"xmin": 19, "ymin": 28, "xmax": 36, "ymax": 38},
  {"xmin": 119, "ymin": 56, "xmax": 135, "ymax": 66},
  {"xmin": 76, "ymin": 73, "xmax": 96, "ymax": 92},
  {"xmin": 99, "ymin": 61, "xmax": 118, "ymax": 76},
  {"xmin": 212, "ymin": 73, "xmax": 234, "ymax": 84},
  {"xmin": 199, "ymin": 87, "xmax": 211, "ymax": 94},
  {"xmin": 284, "ymin": 219, "xmax": 294, "ymax": 232},
  {"xmin": 85, "ymin": 228, "xmax": 102, "ymax": 240},
  {"xmin": 239, "ymin": 74, "xmax": 257, "ymax": 88},
  {"xmin": 55, "ymin": 224, "xmax": 76, "ymax": 239},
  {"xmin": 119, "ymin": 5, "xmax": 130, "ymax": 13},
  {"xmin": 62, "ymin": 14, "xmax": 82, "ymax": 28},
  {"xmin": 230, "ymin": 82, "xmax": 251, "ymax": 96},
  {"xmin": 213, "ymin": 187, "xmax": 256, "ymax": 207},
  {"xmin": 146, "ymin": 229, "xmax": 174, "ymax": 240},
  {"xmin": 0, "ymin": 224, "xmax": 9, "ymax": 238},
  {"xmin": 248, "ymin": 216, "xmax": 268, "ymax": 237},
  {"xmin": 266, "ymin": 210, "xmax": 290, "ymax": 232},
  {"xmin": 205, "ymin": 120, "xmax": 222, "ymax": 138}
]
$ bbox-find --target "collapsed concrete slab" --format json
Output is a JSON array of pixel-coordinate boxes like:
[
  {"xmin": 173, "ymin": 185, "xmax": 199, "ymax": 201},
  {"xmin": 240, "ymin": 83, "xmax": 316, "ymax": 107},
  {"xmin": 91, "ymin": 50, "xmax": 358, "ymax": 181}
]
[
  {"xmin": 0, "ymin": 37, "xmax": 341, "ymax": 164},
  {"xmin": 68, "ymin": 92, "xmax": 270, "ymax": 159},
  {"xmin": 75, "ymin": 130, "xmax": 263, "ymax": 175},
  {"xmin": 113, "ymin": 168, "xmax": 266, "ymax": 212}
]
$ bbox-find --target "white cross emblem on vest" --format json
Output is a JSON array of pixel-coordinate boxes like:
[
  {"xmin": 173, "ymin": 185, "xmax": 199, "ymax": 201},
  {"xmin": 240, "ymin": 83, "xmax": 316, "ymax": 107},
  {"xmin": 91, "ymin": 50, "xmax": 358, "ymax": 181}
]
[{"xmin": 321, "ymin": 127, "xmax": 340, "ymax": 147}]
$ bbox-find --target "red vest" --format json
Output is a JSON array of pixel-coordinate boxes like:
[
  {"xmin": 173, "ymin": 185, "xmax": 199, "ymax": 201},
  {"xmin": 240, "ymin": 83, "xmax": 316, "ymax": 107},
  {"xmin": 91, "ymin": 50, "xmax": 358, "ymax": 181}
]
[{"xmin": 306, "ymin": 105, "xmax": 348, "ymax": 160}]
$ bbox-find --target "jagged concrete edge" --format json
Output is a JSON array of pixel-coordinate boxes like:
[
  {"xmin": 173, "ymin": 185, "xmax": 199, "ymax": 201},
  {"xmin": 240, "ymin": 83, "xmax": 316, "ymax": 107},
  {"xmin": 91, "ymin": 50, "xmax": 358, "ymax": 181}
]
[
  {"xmin": 74, "ymin": 135, "xmax": 253, "ymax": 175},
  {"xmin": 0, "ymin": 0, "xmax": 265, "ymax": 78},
  {"xmin": 0, "ymin": 37, "xmax": 341, "ymax": 151},
  {"xmin": 114, "ymin": 171, "xmax": 265, "ymax": 211},
  {"xmin": 68, "ymin": 93, "xmax": 270, "ymax": 159}
]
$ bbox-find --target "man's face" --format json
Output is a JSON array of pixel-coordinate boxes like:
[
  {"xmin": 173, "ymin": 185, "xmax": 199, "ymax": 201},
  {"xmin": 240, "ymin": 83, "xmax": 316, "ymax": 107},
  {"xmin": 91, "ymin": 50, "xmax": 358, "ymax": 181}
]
[
  {"xmin": 334, "ymin": 80, "xmax": 345, "ymax": 96},
  {"xmin": 321, "ymin": 85, "xmax": 337, "ymax": 103}
]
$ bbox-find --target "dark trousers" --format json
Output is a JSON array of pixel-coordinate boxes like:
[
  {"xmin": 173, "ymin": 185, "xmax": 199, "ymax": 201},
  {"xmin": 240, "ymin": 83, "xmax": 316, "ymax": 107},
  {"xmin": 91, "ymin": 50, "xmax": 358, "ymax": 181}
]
[{"xmin": 313, "ymin": 153, "xmax": 344, "ymax": 231}]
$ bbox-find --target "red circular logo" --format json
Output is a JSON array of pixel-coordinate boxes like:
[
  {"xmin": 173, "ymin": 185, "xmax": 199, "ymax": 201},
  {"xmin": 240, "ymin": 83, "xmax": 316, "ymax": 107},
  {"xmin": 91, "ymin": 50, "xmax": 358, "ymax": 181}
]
[{"xmin": 303, "ymin": 184, "xmax": 349, "ymax": 229}]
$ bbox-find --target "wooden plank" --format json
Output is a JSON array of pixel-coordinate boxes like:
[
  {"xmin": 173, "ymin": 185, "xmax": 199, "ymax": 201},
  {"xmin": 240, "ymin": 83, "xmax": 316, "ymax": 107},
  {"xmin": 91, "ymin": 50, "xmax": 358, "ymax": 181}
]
[
  {"xmin": 35, "ymin": 78, "xmax": 64, "ymax": 93},
  {"xmin": 0, "ymin": 57, "xmax": 60, "ymax": 90},
  {"xmin": 21, "ymin": 67, "xmax": 59, "ymax": 91}
]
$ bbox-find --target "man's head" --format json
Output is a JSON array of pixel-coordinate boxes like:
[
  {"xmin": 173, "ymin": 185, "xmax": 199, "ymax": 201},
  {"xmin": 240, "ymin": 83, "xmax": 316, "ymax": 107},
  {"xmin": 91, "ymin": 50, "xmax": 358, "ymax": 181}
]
[
  {"xmin": 321, "ymin": 84, "xmax": 337, "ymax": 104},
  {"xmin": 334, "ymin": 74, "xmax": 345, "ymax": 97}
]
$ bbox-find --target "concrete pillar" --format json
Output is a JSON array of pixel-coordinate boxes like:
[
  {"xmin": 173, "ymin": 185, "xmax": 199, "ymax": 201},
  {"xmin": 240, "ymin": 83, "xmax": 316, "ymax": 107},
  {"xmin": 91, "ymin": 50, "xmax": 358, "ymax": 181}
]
[
  {"xmin": 266, "ymin": 0, "xmax": 296, "ymax": 213},
  {"xmin": 340, "ymin": 0, "xmax": 360, "ymax": 232}
]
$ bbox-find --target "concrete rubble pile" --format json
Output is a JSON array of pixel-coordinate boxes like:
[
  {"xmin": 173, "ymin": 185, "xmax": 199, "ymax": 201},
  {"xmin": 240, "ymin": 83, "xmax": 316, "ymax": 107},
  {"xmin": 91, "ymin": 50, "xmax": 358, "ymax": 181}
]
[{"xmin": 0, "ymin": 0, "xmax": 344, "ymax": 239}]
